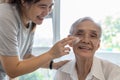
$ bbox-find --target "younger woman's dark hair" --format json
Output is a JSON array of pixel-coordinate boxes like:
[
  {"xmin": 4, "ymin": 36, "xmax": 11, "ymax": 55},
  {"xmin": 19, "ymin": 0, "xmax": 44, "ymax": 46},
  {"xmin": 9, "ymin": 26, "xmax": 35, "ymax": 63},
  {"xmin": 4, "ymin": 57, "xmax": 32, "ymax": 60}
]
[
  {"xmin": 8, "ymin": 0, "xmax": 40, "ymax": 4},
  {"xmin": 8, "ymin": 0, "xmax": 40, "ymax": 29}
]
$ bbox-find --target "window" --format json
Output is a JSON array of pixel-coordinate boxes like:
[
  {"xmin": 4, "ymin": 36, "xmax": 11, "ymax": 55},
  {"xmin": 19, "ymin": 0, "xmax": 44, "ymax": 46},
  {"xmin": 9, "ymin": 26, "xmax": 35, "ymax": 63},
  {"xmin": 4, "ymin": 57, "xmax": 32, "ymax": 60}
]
[
  {"xmin": 33, "ymin": 19, "xmax": 53, "ymax": 48},
  {"xmin": 60, "ymin": 0, "xmax": 120, "ymax": 53},
  {"xmin": 59, "ymin": 0, "xmax": 120, "ymax": 65}
]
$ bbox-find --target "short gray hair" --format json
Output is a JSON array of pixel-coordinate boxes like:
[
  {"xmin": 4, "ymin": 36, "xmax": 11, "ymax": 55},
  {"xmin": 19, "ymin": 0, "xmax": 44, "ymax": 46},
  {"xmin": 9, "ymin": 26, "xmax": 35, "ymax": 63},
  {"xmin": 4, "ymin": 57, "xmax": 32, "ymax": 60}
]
[{"xmin": 69, "ymin": 17, "xmax": 102, "ymax": 38}]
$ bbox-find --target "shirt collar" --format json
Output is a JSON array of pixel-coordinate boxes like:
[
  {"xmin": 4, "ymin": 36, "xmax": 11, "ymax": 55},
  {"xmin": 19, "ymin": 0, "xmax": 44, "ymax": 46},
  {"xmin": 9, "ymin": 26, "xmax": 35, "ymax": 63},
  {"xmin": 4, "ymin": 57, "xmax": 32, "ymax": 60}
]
[
  {"xmin": 59, "ymin": 57, "xmax": 106, "ymax": 80},
  {"xmin": 59, "ymin": 60, "xmax": 78, "ymax": 80},
  {"xmin": 90, "ymin": 57, "xmax": 105, "ymax": 80}
]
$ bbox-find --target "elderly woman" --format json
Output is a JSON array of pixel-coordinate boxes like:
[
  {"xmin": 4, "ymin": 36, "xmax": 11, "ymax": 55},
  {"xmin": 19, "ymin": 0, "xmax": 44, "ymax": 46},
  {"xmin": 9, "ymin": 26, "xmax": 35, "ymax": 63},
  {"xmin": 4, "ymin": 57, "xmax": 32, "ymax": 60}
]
[{"xmin": 54, "ymin": 17, "xmax": 120, "ymax": 80}]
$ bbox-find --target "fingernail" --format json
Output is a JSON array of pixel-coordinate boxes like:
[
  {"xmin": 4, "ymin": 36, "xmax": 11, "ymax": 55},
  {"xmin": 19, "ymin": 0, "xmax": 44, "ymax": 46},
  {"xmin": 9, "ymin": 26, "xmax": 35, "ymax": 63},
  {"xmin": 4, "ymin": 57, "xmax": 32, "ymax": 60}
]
[{"xmin": 64, "ymin": 50, "xmax": 70, "ymax": 53}]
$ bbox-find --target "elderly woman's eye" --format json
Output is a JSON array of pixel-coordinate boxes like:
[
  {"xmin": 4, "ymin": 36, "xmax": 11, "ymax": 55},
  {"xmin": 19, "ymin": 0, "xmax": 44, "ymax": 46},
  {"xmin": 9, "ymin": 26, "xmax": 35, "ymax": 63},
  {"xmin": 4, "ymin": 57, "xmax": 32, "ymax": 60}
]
[
  {"xmin": 75, "ymin": 33, "xmax": 83, "ymax": 37},
  {"xmin": 91, "ymin": 34, "xmax": 97, "ymax": 38},
  {"xmin": 40, "ymin": 6, "xmax": 46, "ymax": 8}
]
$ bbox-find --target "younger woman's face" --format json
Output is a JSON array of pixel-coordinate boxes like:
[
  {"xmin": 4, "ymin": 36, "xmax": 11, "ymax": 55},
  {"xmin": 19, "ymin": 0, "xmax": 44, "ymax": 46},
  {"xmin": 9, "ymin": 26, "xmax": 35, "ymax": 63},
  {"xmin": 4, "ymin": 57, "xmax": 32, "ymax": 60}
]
[{"xmin": 23, "ymin": 0, "xmax": 53, "ymax": 24}]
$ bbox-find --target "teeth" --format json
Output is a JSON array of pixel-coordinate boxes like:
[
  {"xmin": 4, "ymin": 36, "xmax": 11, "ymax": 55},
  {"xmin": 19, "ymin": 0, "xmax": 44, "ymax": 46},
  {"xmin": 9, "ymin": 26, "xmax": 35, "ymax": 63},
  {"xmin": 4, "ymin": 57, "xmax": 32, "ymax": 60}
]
[{"xmin": 80, "ymin": 46, "xmax": 90, "ymax": 50}]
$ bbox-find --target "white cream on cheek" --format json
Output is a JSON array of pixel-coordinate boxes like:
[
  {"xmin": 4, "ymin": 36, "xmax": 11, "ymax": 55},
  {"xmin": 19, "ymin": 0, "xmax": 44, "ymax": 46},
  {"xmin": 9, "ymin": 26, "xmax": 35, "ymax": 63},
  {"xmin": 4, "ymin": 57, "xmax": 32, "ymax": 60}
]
[
  {"xmin": 73, "ymin": 37, "xmax": 80, "ymax": 44},
  {"xmin": 64, "ymin": 37, "xmax": 80, "ymax": 53}
]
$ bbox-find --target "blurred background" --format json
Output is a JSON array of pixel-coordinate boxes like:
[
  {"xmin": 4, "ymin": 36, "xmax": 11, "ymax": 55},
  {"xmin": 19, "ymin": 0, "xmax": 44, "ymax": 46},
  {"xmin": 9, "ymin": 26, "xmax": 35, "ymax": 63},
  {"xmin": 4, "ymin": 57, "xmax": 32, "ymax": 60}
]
[{"xmin": 1, "ymin": 0, "xmax": 120, "ymax": 80}]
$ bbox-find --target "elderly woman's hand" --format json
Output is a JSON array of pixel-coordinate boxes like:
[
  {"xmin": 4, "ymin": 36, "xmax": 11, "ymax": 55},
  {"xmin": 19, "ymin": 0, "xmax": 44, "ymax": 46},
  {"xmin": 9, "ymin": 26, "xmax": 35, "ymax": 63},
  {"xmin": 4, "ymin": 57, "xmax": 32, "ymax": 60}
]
[{"xmin": 52, "ymin": 60, "xmax": 70, "ymax": 69}]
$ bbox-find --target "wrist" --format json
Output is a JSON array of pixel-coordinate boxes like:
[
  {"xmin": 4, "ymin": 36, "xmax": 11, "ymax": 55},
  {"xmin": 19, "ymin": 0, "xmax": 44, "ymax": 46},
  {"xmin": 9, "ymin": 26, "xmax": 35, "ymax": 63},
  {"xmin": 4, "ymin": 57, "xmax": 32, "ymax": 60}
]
[
  {"xmin": 49, "ymin": 60, "xmax": 54, "ymax": 69},
  {"xmin": 47, "ymin": 50, "xmax": 56, "ymax": 59}
]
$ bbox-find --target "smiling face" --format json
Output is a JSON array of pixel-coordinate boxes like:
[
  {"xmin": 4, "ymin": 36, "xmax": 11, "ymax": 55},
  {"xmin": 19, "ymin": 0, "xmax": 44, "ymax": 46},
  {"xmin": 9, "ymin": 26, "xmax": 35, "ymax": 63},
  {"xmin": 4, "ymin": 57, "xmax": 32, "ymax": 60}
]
[
  {"xmin": 22, "ymin": 0, "xmax": 53, "ymax": 24},
  {"xmin": 70, "ymin": 19, "xmax": 101, "ymax": 58}
]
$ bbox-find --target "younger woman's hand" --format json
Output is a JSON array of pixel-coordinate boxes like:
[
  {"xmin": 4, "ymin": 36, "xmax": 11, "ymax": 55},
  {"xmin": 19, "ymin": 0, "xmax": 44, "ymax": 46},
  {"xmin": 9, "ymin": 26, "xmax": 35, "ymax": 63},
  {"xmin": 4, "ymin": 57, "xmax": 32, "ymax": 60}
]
[{"xmin": 48, "ymin": 36, "xmax": 77, "ymax": 59}]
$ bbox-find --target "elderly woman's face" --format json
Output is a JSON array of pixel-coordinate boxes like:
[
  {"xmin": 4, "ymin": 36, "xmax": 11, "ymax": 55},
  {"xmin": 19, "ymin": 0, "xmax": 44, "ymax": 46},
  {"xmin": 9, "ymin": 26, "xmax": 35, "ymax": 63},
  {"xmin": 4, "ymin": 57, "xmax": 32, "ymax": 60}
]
[{"xmin": 72, "ymin": 20, "xmax": 101, "ymax": 58}]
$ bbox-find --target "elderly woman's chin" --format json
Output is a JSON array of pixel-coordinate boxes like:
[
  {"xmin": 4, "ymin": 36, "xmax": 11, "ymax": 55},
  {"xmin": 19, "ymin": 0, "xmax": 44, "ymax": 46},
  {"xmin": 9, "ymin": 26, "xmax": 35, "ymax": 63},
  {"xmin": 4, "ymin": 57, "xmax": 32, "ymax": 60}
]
[{"xmin": 75, "ymin": 50, "xmax": 94, "ymax": 58}]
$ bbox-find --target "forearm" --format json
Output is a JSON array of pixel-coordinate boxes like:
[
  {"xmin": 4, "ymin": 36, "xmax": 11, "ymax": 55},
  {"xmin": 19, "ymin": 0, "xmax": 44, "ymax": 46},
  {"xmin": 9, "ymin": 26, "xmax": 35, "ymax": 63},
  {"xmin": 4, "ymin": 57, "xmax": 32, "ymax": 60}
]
[
  {"xmin": 1, "ymin": 36, "xmax": 76, "ymax": 78},
  {"xmin": 22, "ymin": 53, "xmax": 69, "ymax": 69},
  {"xmin": 23, "ymin": 53, "xmax": 68, "ymax": 69},
  {"xmin": 1, "ymin": 51, "xmax": 53, "ymax": 78},
  {"xmin": 23, "ymin": 53, "xmax": 51, "ymax": 68},
  {"xmin": 18, "ymin": 53, "xmax": 52, "ymax": 73}
]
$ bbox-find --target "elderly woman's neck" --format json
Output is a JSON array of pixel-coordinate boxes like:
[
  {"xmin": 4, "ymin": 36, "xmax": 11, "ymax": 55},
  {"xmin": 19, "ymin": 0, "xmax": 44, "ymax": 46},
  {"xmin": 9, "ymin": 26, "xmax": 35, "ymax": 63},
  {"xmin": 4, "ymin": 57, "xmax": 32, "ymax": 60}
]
[{"xmin": 76, "ymin": 57, "xmax": 93, "ymax": 80}]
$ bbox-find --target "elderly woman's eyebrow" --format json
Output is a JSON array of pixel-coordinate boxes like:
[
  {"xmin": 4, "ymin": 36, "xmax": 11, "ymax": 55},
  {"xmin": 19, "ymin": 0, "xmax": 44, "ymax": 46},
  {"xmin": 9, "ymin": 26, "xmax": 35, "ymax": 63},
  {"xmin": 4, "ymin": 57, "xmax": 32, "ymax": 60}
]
[{"xmin": 77, "ymin": 29, "xmax": 84, "ymax": 32}]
